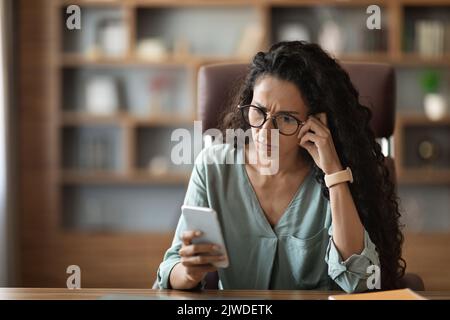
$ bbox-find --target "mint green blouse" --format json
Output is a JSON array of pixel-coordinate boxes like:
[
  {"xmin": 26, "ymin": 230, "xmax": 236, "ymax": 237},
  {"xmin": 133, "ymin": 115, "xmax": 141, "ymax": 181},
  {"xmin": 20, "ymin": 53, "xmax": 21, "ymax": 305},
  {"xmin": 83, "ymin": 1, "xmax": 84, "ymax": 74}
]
[{"xmin": 157, "ymin": 143, "xmax": 380, "ymax": 293}]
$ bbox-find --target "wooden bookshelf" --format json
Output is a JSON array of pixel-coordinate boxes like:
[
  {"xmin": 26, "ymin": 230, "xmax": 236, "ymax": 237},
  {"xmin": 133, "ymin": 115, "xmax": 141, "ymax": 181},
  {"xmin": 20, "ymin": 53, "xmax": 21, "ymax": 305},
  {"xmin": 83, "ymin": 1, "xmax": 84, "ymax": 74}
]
[{"xmin": 18, "ymin": 0, "xmax": 450, "ymax": 290}]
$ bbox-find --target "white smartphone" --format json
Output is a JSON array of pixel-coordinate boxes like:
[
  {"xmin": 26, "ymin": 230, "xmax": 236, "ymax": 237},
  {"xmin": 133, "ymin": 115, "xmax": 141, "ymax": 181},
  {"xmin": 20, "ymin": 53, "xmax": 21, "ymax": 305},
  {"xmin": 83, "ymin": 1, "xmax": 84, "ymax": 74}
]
[{"xmin": 181, "ymin": 205, "xmax": 229, "ymax": 268}]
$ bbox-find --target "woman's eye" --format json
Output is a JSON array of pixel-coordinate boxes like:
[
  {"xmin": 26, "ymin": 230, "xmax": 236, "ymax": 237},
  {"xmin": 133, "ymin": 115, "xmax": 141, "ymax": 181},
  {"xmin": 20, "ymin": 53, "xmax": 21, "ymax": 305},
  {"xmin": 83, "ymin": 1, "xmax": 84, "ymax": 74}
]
[{"xmin": 281, "ymin": 115, "xmax": 295, "ymax": 123}]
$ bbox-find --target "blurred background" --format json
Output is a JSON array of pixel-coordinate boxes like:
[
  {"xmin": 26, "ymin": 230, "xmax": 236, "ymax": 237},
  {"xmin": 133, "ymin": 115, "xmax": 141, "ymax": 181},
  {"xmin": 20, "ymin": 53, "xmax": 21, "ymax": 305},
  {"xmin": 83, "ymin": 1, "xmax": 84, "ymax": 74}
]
[{"xmin": 0, "ymin": 0, "xmax": 449, "ymax": 290}]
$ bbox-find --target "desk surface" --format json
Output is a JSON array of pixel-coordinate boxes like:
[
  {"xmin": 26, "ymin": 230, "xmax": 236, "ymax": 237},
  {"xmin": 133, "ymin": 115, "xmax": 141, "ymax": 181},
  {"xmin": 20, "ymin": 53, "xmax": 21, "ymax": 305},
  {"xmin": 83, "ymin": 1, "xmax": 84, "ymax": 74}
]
[{"xmin": 0, "ymin": 288, "xmax": 449, "ymax": 300}]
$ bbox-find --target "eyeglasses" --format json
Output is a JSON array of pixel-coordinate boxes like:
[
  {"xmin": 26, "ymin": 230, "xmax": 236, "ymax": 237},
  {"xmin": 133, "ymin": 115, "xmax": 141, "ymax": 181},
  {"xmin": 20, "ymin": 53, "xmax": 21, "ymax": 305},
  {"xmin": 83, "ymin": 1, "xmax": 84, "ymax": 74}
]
[{"xmin": 238, "ymin": 104, "xmax": 305, "ymax": 136}]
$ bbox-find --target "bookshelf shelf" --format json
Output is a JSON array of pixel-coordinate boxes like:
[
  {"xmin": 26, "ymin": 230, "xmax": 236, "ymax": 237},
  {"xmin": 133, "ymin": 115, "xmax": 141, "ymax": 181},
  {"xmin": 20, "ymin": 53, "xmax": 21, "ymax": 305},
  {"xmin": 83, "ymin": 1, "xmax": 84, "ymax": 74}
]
[
  {"xmin": 397, "ymin": 169, "xmax": 450, "ymax": 184},
  {"xmin": 60, "ymin": 111, "xmax": 129, "ymax": 125},
  {"xmin": 60, "ymin": 53, "xmax": 450, "ymax": 69},
  {"xmin": 60, "ymin": 52, "xmax": 450, "ymax": 67},
  {"xmin": 60, "ymin": 53, "xmax": 254, "ymax": 68},
  {"xmin": 60, "ymin": 111, "xmax": 194, "ymax": 126},
  {"xmin": 58, "ymin": 0, "xmax": 126, "ymax": 7},
  {"xmin": 394, "ymin": 54, "xmax": 450, "ymax": 66},
  {"xmin": 60, "ymin": 53, "xmax": 196, "ymax": 67},
  {"xmin": 60, "ymin": 169, "xmax": 190, "ymax": 185},
  {"xmin": 132, "ymin": 115, "xmax": 195, "ymax": 126},
  {"xmin": 338, "ymin": 52, "xmax": 391, "ymax": 63}
]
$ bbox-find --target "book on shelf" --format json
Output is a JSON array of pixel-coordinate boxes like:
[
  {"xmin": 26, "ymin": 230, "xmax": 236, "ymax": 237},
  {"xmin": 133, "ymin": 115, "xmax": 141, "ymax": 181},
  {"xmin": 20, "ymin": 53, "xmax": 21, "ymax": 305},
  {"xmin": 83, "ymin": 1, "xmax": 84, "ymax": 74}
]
[
  {"xmin": 415, "ymin": 20, "xmax": 446, "ymax": 58},
  {"xmin": 445, "ymin": 23, "xmax": 450, "ymax": 54}
]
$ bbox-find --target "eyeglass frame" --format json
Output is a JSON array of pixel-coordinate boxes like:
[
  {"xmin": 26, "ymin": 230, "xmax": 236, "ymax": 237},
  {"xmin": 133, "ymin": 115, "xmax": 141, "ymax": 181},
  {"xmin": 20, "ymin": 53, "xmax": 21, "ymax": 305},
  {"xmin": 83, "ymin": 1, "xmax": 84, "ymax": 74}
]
[{"xmin": 237, "ymin": 104, "xmax": 306, "ymax": 136}]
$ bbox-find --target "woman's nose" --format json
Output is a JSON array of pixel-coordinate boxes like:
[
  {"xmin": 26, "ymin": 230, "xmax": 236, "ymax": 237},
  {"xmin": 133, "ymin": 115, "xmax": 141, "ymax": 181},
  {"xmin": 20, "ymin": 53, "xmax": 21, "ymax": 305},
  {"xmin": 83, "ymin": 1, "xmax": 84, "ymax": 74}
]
[
  {"xmin": 262, "ymin": 114, "xmax": 275, "ymax": 130},
  {"xmin": 258, "ymin": 115, "xmax": 276, "ymax": 143}
]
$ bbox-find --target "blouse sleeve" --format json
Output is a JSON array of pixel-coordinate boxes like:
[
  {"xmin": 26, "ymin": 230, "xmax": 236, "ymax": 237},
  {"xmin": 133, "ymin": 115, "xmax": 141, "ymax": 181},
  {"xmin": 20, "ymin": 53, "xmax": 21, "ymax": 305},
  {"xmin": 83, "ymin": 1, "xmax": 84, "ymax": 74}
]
[
  {"xmin": 325, "ymin": 224, "xmax": 381, "ymax": 293},
  {"xmin": 155, "ymin": 151, "xmax": 209, "ymax": 289}
]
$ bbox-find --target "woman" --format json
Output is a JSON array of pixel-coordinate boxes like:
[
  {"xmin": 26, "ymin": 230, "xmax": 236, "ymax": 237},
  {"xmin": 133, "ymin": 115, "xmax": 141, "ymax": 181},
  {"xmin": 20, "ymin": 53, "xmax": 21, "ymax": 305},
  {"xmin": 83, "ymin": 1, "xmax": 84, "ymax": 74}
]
[{"xmin": 157, "ymin": 41, "xmax": 405, "ymax": 293}]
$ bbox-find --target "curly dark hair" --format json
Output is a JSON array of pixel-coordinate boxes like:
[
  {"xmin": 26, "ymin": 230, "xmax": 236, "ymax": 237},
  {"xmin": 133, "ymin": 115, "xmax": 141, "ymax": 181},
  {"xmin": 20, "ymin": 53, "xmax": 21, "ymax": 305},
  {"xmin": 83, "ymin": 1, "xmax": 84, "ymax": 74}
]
[{"xmin": 219, "ymin": 41, "xmax": 406, "ymax": 290}]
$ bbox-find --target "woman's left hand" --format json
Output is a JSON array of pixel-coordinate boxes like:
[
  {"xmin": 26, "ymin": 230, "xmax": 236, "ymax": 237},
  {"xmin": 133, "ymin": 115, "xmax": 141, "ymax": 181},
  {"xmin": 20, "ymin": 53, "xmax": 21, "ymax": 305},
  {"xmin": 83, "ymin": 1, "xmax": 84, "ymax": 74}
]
[{"xmin": 298, "ymin": 113, "xmax": 343, "ymax": 175}]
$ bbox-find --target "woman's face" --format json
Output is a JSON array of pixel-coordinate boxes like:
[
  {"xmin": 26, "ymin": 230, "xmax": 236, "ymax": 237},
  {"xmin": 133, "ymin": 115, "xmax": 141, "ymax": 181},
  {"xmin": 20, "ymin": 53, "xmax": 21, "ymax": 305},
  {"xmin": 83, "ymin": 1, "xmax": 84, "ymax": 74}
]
[{"xmin": 250, "ymin": 75, "xmax": 308, "ymax": 161}]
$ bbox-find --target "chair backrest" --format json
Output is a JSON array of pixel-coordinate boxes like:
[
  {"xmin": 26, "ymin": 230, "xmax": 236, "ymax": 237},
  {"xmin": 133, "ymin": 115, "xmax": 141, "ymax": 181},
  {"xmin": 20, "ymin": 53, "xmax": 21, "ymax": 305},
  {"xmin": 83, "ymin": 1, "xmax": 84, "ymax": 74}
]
[
  {"xmin": 197, "ymin": 62, "xmax": 397, "ymax": 186},
  {"xmin": 197, "ymin": 62, "xmax": 396, "ymax": 138}
]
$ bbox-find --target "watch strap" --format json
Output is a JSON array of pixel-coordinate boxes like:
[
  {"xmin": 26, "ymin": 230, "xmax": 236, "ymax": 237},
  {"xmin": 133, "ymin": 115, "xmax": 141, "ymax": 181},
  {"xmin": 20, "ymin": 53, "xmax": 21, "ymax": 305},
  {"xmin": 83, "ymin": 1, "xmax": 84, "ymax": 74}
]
[{"xmin": 324, "ymin": 167, "xmax": 353, "ymax": 188}]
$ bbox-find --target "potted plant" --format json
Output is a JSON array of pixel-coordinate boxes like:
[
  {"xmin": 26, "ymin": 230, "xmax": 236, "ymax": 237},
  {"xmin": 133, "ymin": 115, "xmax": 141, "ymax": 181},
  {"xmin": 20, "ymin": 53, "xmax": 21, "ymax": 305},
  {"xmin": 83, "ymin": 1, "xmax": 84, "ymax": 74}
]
[{"xmin": 420, "ymin": 70, "xmax": 448, "ymax": 121}]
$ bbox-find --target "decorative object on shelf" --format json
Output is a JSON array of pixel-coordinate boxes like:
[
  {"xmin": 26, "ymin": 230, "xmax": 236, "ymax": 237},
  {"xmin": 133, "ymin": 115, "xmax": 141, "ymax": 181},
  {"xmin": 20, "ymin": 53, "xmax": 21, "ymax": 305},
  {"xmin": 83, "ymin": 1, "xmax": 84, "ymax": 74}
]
[
  {"xmin": 408, "ymin": 129, "xmax": 449, "ymax": 171},
  {"xmin": 277, "ymin": 23, "xmax": 310, "ymax": 43},
  {"xmin": 96, "ymin": 17, "xmax": 128, "ymax": 58},
  {"xmin": 85, "ymin": 44, "xmax": 102, "ymax": 60},
  {"xmin": 136, "ymin": 38, "xmax": 168, "ymax": 61},
  {"xmin": 415, "ymin": 20, "xmax": 445, "ymax": 58},
  {"xmin": 173, "ymin": 37, "xmax": 191, "ymax": 59},
  {"xmin": 235, "ymin": 24, "xmax": 264, "ymax": 59},
  {"xmin": 417, "ymin": 138, "xmax": 440, "ymax": 164},
  {"xmin": 148, "ymin": 155, "xmax": 170, "ymax": 175},
  {"xmin": 420, "ymin": 70, "xmax": 448, "ymax": 121},
  {"xmin": 396, "ymin": 116, "xmax": 450, "ymax": 178},
  {"xmin": 318, "ymin": 19, "xmax": 343, "ymax": 56},
  {"xmin": 424, "ymin": 94, "xmax": 448, "ymax": 121},
  {"xmin": 148, "ymin": 73, "xmax": 173, "ymax": 115},
  {"xmin": 85, "ymin": 75, "xmax": 119, "ymax": 115}
]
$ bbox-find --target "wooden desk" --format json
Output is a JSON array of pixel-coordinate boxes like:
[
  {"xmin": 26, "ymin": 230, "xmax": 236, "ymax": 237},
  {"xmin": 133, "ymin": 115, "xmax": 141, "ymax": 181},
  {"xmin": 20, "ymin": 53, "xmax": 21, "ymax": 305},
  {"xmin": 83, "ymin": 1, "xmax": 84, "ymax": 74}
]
[{"xmin": 0, "ymin": 288, "xmax": 449, "ymax": 300}]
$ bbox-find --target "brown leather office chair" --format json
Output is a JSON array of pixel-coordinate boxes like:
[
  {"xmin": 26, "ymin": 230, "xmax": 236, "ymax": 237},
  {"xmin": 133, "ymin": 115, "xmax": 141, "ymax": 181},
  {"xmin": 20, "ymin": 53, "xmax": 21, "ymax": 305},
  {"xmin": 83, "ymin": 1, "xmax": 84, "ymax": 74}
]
[{"xmin": 193, "ymin": 62, "xmax": 424, "ymax": 291}]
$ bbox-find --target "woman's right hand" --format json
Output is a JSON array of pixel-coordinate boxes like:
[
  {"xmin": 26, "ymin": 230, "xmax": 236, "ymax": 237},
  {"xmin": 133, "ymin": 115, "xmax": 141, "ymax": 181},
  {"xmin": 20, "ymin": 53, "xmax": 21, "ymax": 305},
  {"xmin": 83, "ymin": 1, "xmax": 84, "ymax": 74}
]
[{"xmin": 178, "ymin": 230, "xmax": 226, "ymax": 287}]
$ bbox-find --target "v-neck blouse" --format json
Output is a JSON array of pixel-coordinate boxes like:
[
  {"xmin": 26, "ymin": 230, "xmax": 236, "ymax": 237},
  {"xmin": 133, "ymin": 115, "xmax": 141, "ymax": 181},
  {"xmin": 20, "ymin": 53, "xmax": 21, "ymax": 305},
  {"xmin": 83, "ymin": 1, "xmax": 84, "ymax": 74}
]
[
  {"xmin": 239, "ymin": 159, "xmax": 315, "ymax": 234},
  {"xmin": 157, "ymin": 143, "xmax": 380, "ymax": 293}
]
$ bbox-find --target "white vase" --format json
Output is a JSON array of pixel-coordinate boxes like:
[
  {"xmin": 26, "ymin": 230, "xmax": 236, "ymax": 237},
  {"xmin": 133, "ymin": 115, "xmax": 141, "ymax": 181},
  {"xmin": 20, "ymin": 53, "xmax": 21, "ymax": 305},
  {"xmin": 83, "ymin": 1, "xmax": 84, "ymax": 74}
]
[
  {"xmin": 278, "ymin": 23, "xmax": 310, "ymax": 42},
  {"xmin": 85, "ymin": 76, "xmax": 119, "ymax": 115},
  {"xmin": 136, "ymin": 38, "xmax": 168, "ymax": 61},
  {"xmin": 98, "ymin": 18, "xmax": 128, "ymax": 58},
  {"xmin": 424, "ymin": 93, "xmax": 448, "ymax": 121},
  {"xmin": 318, "ymin": 20, "xmax": 343, "ymax": 56}
]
